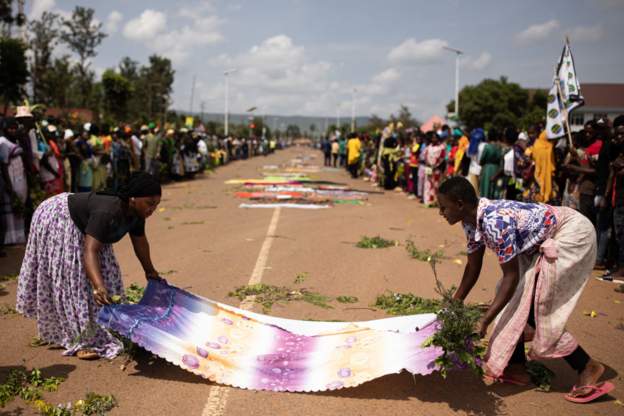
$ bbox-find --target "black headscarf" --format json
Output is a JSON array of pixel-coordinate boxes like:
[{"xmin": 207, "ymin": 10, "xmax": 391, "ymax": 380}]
[{"xmin": 98, "ymin": 172, "xmax": 162, "ymax": 201}]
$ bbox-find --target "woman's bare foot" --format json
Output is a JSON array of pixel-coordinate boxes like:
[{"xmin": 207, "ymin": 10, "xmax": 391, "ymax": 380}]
[
  {"xmin": 502, "ymin": 363, "xmax": 531, "ymax": 385},
  {"xmin": 570, "ymin": 359, "xmax": 605, "ymax": 397}
]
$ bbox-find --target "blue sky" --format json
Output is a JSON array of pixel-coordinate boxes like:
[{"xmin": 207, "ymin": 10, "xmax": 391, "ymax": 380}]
[{"xmin": 29, "ymin": 0, "xmax": 624, "ymax": 121}]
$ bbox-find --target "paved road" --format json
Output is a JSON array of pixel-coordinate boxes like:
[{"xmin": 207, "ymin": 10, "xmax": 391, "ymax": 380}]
[{"xmin": 1, "ymin": 146, "xmax": 622, "ymax": 415}]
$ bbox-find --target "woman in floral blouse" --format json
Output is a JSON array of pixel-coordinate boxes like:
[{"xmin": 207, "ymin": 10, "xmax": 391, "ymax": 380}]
[{"xmin": 436, "ymin": 176, "xmax": 614, "ymax": 403}]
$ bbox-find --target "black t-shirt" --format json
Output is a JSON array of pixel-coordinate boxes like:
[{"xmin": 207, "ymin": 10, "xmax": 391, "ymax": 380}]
[{"xmin": 68, "ymin": 192, "xmax": 145, "ymax": 244}]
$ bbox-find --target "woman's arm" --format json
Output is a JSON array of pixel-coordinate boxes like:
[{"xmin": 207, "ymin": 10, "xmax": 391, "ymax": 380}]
[
  {"xmin": 478, "ymin": 256, "xmax": 520, "ymax": 337},
  {"xmin": 84, "ymin": 235, "xmax": 110, "ymax": 305},
  {"xmin": 130, "ymin": 234, "xmax": 159, "ymax": 280},
  {"xmin": 453, "ymin": 245, "xmax": 486, "ymax": 301}
]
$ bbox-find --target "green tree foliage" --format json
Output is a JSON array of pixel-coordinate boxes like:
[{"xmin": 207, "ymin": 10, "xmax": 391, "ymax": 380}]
[
  {"xmin": 60, "ymin": 6, "xmax": 106, "ymax": 107},
  {"xmin": 101, "ymin": 69, "xmax": 132, "ymax": 122},
  {"xmin": 286, "ymin": 124, "xmax": 301, "ymax": 138},
  {"xmin": 390, "ymin": 104, "xmax": 420, "ymax": 129},
  {"xmin": 27, "ymin": 11, "xmax": 60, "ymax": 106},
  {"xmin": 0, "ymin": 36, "xmax": 28, "ymax": 113},
  {"xmin": 139, "ymin": 54, "xmax": 175, "ymax": 123},
  {"xmin": 45, "ymin": 55, "xmax": 75, "ymax": 109},
  {"xmin": 448, "ymin": 76, "xmax": 546, "ymax": 131},
  {"xmin": 367, "ymin": 114, "xmax": 387, "ymax": 131}
]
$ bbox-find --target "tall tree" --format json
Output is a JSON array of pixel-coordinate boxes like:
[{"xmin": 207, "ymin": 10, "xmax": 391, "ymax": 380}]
[
  {"xmin": 367, "ymin": 114, "xmax": 386, "ymax": 131},
  {"xmin": 395, "ymin": 104, "xmax": 419, "ymax": 128},
  {"xmin": 0, "ymin": 36, "xmax": 29, "ymax": 113},
  {"xmin": 28, "ymin": 11, "xmax": 60, "ymax": 105},
  {"xmin": 448, "ymin": 76, "xmax": 529, "ymax": 131},
  {"xmin": 46, "ymin": 55, "xmax": 75, "ymax": 109},
  {"xmin": 140, "ymin": 54, "xmax": 174, "ymax": 122},
  {"xmin": 60, "ymin": 6, "xmax": 106, "ymax": 107},
  {"xmin": 101, "ymin": 69, "xmax": 132, "ymax": 121}
]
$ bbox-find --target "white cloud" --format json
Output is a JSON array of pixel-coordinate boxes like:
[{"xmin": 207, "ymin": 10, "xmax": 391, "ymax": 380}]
[
  {"xmin": 123, "ymin": 8, "xmax": 222, "ymax": 62},
  {"xmin": 105, "ymin": 10, "xmax": 123, "ymax": 34},
  {"xmin": 208, "ymin": 35, "xmax": 335, "ymax": 114},
  {"xmin": 462, "ymin": 51, "xmax": 492, "ymax": 70},
  {"xmin": 388, "ymin": 38, "xmax": 448, "ymax": 63},
  {"xmin": 123, "ymin": 9, "xmax": 167, "ymax": 41},
  {"xmin": 372, "ymin": 67, "xmax": 400, "ymax": 84},
  {"xmin": 568, "ymin": 24, "xmax": 605, "ymax": 42},
  {"xmin": 28, "ymin": 0, "xmax": 55, "ymax": 19},
  {"xmin": 515, "ymin": 19, "xmax": 560, "ymax": 44}
]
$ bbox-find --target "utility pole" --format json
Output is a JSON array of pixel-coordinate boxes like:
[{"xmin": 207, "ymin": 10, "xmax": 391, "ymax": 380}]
[
  {"xmin": 443, "ymin": 46, "xmax": 464, "ymax": 119},
  {"xmin": 223, "ymin": 68, "xmax": 237, "ymax": 136},
  {"xmin": 351, "ymin": 87, "xmax": 357, "ymax": 133},
  {"xmin": 189, "ymin": 74, "xmax": 196, "ymax": 114},
  {"xmin": 336, "ymin": 106, "xmax": 340, "ymax": 132}
]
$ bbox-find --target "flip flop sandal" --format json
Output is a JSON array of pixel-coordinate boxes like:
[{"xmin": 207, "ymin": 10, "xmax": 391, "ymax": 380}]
[
  {"xmin": 76, "ymin": 350, "xmax": 100, "ymax": 360},
  {"xmin": 564, "ymin": 381, "xmax": 615, "ymax": 403}
]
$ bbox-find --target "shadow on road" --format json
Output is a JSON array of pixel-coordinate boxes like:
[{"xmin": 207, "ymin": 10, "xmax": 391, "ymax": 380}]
[
  {"xmin": 0, "ymin": 246, "xmax": 25, "ymax": 294},
  {"xmin": 0, "ymin": 363, "xmax": 77, "ymax": 382},
  {"xmin": 127, "ymin": 351, "xmax": 211, "ymax": 386},
  {"xmin": 318, "ymin": 371, "xmax": 506, "ymax": 416}
]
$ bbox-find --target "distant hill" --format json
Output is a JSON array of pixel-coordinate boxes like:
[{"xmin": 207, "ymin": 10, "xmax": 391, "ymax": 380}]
[{"xmin": 178, "ymin": 111, "xmax": 370, "ymax": 135}]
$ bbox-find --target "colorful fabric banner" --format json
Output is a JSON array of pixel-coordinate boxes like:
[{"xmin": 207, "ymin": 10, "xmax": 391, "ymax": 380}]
[
  {"xmin": 239, "ymin": 203, "xmax": 330, "ymax": 209},
  {"xmin": 98, "ymin": 280, "xmax": 441, "ymax": 392}
]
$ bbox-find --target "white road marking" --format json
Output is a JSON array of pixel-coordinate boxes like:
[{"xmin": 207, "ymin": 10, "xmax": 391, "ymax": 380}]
[{"xmin": 201, "ymin": 207, "xmax": 282, "ymax": 416}]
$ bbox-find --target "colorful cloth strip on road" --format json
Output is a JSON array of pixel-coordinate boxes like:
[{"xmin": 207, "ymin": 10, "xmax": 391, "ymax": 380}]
[{"xmin": 98, "ymin": 280, "xmax": 441, "ymax": 392}]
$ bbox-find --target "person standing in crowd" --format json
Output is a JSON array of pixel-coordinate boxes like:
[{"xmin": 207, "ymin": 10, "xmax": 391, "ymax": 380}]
[
  {"xmin": 129, "ymin": 127, "xmax": 143, "ymax": 172},
  {"xmin": 16, "ymin": 173, "xmax": 163, "ymax": 360},
  {"xmin": 87, "ymin": 124, "xmax": 107, "ymax": 192},
  {"xmin": 453, "ymin": 128, "xmax": 470, "ymax": 177},
  {"xmin": 437, "ymin": 177, "xmax": 613, "ymax": 403},
  {"xmin": 407, "ymin": 134, "xmax": 421, "ymax": 200},
  {"xmin": 144, "ymin": 123, "xmax": 162, "ymax": 177},
  {"xmin": 338, "ymin": 135, "xmax": 347, "ymax": 167},
  {"xmin": 479, "ymin": 128, "xmax": 504, "ymax": 199},
  {"xmin": 608, "ymin": 116, "xmax": 624, "ymax": 279},
  {"xmin": 63, "ymin": 129, "xmax": 81, "ymax": 193},
  {"xmin": 111, "ymin": 128, "xmax": 133, "ymax": 192},
  {"xmin": 0, "ymin": 118, "xmax": 28, "ymax": 245},
  {"xmin": 467, "ymin": 128, "xmax": 486, "ymax": 195},
  {"xmin": 346, "ymin": 133, "xmax": 361, "ymax": 178},
  {"xmin": 331, "ymin": 138, "xmax": 339, "ymax": 167},
  {"xmin": 75, "ymin": 128, "xmax": 93, "ymax": 193},
  {"xmin": 531, "ymin": 131, "xmax": 556, "ymax": 203},
  {"xmin": 40, "ymin": 125, "xmax": 64, "ymax": 197},
  {"xmin": 422, "ymin": 132, "xmax": 446, "ymax": 206},
  {"xmin": 380, "ymin": 132, "xmax": 399, "ymax": 190},
  {"xmin": 322, "ymin": 136, "xmax": 332, "ymax": 167}
]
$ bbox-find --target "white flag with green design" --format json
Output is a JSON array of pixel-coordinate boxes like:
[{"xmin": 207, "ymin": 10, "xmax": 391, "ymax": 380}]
[{"xmin": 546, "ymin": 41, "xmax": 584, "ymax": 139}]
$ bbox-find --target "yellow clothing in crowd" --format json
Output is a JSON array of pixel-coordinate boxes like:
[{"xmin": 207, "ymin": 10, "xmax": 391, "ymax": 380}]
[
  {"xmin": 347, "ymin": 137, "xmax": 361, "ymax": 165},
  {"xmin": 531, "ymin": 131, "xmax": 555, "ymax": 203},
  {"xmin": 453, "ymin": 135, "xmax": 470, "ymax": 173}
]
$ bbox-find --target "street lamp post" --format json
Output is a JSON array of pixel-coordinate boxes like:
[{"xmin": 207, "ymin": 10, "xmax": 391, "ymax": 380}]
[
  {"xmin": 350, "ymin": 87, "xmax": 357, "ymax": 133},
  {"xmin": 442, "ymin": 46, "xmax": 463, "ymax": 119},
  {"xmin": 336, "ymin": 106, "xmax": 340, "ymax": 132},
  {"xmin": 223, "ymin": 68, "xmax": 238, "ymax": 136}
]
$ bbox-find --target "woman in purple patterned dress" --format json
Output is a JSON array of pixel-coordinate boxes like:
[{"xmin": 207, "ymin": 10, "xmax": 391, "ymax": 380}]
[
  {"xmin": 16, "ymin": 173, "xmax": 162, "ymax": 360},
  {"xmin": 437, "ymin": 176, "xmax": 613, "ymax": 403}
]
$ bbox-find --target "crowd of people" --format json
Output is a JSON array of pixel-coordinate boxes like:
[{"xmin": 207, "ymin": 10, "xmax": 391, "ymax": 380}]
[
  {"xmin": 0, "ymin": 106, "xmax": 285, "ymax": 253},
  {"xmin": 322, "ymin": 114, "xmax": 624, "ymax": 278}
]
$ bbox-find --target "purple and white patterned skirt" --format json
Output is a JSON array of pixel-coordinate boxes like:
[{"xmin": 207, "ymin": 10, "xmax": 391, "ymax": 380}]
[{"xmin": 16, "ymin": 193, "xmax": 124, "ymax": 359}]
